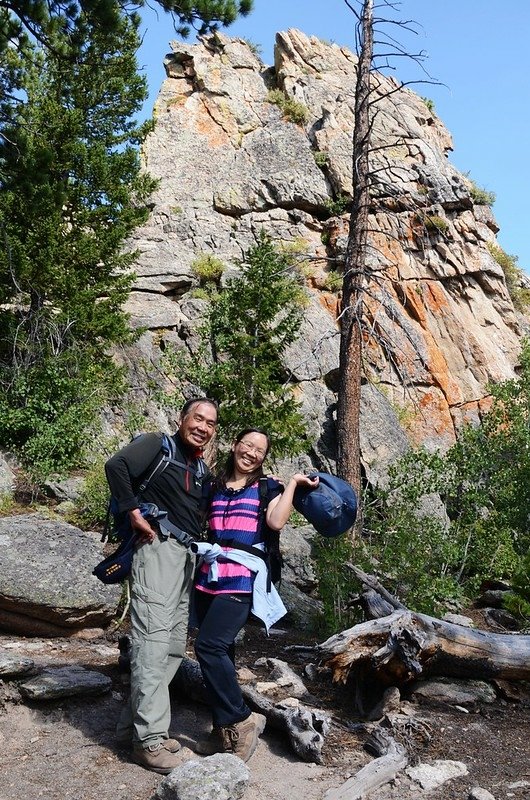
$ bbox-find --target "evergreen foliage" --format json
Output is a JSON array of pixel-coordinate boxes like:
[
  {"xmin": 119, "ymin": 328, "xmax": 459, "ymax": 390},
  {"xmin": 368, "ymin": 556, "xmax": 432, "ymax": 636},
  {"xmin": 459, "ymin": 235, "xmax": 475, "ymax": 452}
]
[
  {"xmin": 180, "ymin": 233, "xmax": 308, "ymax": 456},
  {"xmin": 266, "ymin": 89, "xmax": 309, "ymax": 125},
  {"xmin": 0, "ymin": 10, "xmax": 156, "ymax": 477},
  {"xmin": 312, "ymin": 535, "xmax": 357, "ymax": 634},
  {"xmin": 357, "ymin": 340, "xmax": 530, "ymax": 616},
  {"xmin": 0, "ymin": 1, "xmax": 253, "ymax": 55},
  {"xmin": 487, "ymin": 242, "xmax": 530, "ymax": 312}
]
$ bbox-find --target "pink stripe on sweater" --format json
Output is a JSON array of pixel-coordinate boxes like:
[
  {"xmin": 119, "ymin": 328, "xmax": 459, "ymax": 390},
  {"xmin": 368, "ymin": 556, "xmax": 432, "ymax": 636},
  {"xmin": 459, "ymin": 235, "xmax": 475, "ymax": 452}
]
[{"xmin": 199, "ymin": 561, "xmax": 252, "ymax": 579}]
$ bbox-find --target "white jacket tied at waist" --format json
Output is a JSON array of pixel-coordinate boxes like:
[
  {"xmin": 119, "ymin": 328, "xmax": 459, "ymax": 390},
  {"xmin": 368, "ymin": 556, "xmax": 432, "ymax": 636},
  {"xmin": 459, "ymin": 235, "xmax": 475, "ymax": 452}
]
[{"xmin": 192, "ymin": 541, "xmax": 287, "ymax": 633}]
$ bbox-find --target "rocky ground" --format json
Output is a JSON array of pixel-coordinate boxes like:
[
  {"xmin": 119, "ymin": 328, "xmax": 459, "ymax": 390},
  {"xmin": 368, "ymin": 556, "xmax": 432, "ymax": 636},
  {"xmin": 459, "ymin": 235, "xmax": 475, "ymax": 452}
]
[{"xmin": 1, "ymin": 616, "xmax": 529, "ymax": 800}]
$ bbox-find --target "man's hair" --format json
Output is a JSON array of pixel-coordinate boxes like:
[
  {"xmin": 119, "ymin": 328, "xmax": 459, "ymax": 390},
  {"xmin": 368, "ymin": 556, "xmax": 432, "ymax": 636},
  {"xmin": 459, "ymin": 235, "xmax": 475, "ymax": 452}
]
[{"xmin": 180, "ymin": 397, "xmax": 219, "ymax": 420}]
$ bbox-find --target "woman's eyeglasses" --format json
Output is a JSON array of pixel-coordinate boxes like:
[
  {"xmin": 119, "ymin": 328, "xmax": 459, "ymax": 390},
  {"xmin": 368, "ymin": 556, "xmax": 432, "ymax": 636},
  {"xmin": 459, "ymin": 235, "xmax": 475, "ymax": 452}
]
[{"xmin": 238, "ymin": 440, "xmax": 267, "ymax": 459}]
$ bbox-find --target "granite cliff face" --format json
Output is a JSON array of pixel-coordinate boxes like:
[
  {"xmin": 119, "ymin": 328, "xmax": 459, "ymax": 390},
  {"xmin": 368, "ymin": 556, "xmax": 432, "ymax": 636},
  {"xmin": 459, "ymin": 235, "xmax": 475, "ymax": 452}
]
[{"xmin": 122, "ymin": 29, "xmax": 523, "ymax": 485}]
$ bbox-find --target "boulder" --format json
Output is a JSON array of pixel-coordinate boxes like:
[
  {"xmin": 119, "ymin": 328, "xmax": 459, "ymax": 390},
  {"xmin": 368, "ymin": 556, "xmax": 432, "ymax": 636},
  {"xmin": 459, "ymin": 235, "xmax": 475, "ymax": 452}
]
[
  {"xmin": 0, "ymin": 514, "xmax": 121, "ymax": 636},
  {"xmin": 0, "ymin": 452, "xmax": 16, "ymax": 496},
  {"xmin": 155, "ymin": 753, "xmax": 250, "ymax": 800},
  {"xmin": 18, "ymin": 665, "xmax": 112, "ymax": 700}
]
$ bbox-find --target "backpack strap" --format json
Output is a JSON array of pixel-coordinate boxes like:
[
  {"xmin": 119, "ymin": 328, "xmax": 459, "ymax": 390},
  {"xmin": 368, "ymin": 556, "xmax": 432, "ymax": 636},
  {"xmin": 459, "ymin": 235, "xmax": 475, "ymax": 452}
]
[
  {"xmin": 258, "ymin": 476, "xmax": 282, "ymax": 591},
  {"xmin": 257, "ymin": 476, "xmax": 269, "ymax": 529},
  {"xmin": 137, "ymin": 433, "xmax": 206, "ymax": 492},
  {"xmin": 103, "ymin": 433, "xmax": 206, "ymax": 543}
]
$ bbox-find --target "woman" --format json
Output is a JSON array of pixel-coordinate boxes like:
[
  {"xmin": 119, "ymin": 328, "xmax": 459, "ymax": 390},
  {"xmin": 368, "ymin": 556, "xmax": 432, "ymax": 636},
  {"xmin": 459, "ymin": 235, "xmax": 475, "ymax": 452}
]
[{"xmin": 192, "ymin": 427, "xmax": 318, "ymax": 763}]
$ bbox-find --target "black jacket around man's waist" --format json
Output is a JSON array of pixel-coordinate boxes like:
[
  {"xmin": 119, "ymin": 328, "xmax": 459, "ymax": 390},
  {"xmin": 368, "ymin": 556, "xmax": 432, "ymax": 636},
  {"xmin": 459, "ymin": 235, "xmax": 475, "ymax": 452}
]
[{"xmin": 104, "ymin": 432, "xmax": 209, "ymax": 538}]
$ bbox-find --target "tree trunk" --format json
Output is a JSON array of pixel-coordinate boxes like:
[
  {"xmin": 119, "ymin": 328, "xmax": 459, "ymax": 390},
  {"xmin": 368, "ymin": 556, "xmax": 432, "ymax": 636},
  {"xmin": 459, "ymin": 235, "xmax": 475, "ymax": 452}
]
[
  {"xmin": 318, "ymin": 608, "xmax": 530, "ymax": 687},
  {"xmin": 337, "ymin": 0, "xmax": 374, "ymax": 516},
  {"xmin": 172, "ymin": 655, "xmax": 330, "ymax": 763}
]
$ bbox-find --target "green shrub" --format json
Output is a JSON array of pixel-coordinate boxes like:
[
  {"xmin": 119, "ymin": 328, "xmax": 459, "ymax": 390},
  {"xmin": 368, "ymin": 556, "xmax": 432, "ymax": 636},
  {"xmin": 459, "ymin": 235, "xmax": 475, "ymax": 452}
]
[
  {"xmin": 313, "ymin": 535, "xmax": 359, "ymax": 634},
  {"xmin": 487, "ymin": 243, "xmax": 530, "ymax": 311},
  {"xmin": 362, "ymin": 462, "xmax": 467, "ymax": 615},
  {"xmin": 0, "ymin": 492, "xmax": 16, "ymax": 516},
  {"xmin": 266, "ymin": 89, "xmax": 309, "ymax": 125},
  {"xmin": 68, "ymin": 458, "xmax": 110, "ymax": 531},
  {"xmin": 421, "ymin": 96, "xmax": 435, "ymax": 113},
  {"xmin": 511, "ymin": 551, "xmax": 530, "ymax": 602},
  {"xmin": 0, "ymin": 353, "xmax": 123, "ymax": 481},
  {"xmin": 423, "ymin": 214, "xmax": 449, "ymax": 234},
  {"xmin": 289, "ymin": 510, "xmax": 308, "ymax": 528},
  {"xmin": 324, "ymin": 270, "xmax": 343, "ymax": 292},
  {"xmin": 469, "ymin": 181, "xmax": 496, "ymax": 206},
  {"xmin": 361, "ymin": 341, "xmax": 530, "ymax": 614},
  {"xmin": 241, "ymin": 38, "xmax": 263, "ymax": 58},
  {"xmin": 189, "ymin": 286, "xmax": 215, "ymax": 301},
  {"xmin": 191, "ymin": 254, "xmax": 225, "ymax": 285},
  {"xmin": 324, "ymin": 195, "xmax": 350, "ymax": 217},
  {"xmin": 314, "ymin": 150, "xmax": 329, "ymax": 167}
]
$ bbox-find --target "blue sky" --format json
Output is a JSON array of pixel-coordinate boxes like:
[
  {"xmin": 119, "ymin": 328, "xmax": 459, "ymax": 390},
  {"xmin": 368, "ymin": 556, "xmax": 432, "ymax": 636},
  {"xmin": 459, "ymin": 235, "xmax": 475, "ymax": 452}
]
[{"xmin": 138, "ymin": 0, "xmax": 530, "ymax": 272}]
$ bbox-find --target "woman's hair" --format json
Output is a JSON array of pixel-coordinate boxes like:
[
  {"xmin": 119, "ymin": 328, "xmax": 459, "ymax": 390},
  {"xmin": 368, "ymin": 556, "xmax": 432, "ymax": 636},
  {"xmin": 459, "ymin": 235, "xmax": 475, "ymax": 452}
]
[{"xmin": 216, "ymin": 427, "xmax": 271, "ymax": 489}]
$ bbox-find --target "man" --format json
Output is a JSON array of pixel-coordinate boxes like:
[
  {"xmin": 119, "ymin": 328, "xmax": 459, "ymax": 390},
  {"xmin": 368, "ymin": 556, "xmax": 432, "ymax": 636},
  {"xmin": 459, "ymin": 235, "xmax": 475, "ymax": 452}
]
[{"xmin": 105, "ymin": 398, "xmax": 218, "ymax": 774}]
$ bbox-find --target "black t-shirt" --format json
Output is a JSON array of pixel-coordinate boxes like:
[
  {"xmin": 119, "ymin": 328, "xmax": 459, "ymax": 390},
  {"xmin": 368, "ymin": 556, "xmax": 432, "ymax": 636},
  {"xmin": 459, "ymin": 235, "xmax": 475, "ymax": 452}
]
[{"xmin": 104, "ymin": 432, "xmax": 210, "ymax": 538}]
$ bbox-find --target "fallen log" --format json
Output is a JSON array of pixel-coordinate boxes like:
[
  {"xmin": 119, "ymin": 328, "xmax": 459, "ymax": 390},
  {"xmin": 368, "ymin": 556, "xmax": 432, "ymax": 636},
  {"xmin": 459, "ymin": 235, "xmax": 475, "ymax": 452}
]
[
  {"xmin": 318, "ymin": 608, "xmax": 530, "ymax": 688},
  {"xmin": 173, "ymin": 656, "xmax": 330, "ymax": 763},
  {"xmin": 242, "ymin": 684, "xmax": 330, "ymax": 764},
  {"xmin": 323, "ymin": 730, "xmax": 407, "ymax": 800}
]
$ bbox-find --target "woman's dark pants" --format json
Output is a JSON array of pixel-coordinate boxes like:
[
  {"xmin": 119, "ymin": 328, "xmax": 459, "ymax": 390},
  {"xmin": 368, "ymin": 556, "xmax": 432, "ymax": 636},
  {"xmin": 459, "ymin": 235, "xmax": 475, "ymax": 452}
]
[{"xmin": 193, "ymin": 590, "xmax": 252, "ymax": 728}]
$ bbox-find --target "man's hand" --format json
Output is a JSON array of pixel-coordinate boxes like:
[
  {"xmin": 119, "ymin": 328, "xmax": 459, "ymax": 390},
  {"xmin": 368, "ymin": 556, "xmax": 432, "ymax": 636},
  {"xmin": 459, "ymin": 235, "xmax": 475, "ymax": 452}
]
[{"xmin": 129, "ymin": 509, "xmax": 156, "ymax": 544}]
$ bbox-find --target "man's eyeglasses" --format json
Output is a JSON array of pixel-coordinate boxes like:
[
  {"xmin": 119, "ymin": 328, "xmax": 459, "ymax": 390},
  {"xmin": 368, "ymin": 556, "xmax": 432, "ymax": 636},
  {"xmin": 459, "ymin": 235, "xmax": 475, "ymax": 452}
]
[{"xmin": 238, "ymin": 440, "xmax": 267, "ymax": 459}]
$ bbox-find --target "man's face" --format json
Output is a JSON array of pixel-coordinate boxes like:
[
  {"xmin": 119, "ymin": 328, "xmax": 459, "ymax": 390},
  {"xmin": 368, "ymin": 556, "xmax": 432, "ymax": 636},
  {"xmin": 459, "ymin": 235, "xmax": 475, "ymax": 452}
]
[{"xmin": 179, "ymin": 402, "xmax": 217, "ymax": 450}]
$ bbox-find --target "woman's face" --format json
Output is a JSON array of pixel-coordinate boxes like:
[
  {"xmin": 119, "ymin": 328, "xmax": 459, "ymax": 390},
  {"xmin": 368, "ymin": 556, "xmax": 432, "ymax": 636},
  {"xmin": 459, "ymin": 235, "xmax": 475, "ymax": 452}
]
[{"xmin": 232, "ymin": 432, "xmax": 269, "ymax": 474}]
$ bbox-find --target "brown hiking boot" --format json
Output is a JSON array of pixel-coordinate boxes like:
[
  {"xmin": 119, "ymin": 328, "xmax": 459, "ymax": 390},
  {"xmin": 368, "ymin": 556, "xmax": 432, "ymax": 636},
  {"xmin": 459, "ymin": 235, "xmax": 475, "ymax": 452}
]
[
  {"xmin": 222, "ymin": 712, "xmax": 266, "ymax": 762},
  {"xmin": 161, "ymin": 737, "xmax": 181, "ymax": 753},
  {"xmin": 132, "ymin": 741, "xmax": 181, "ymax": 774},
  {"xmin": 195, "ymin": 727, "xmax": 225, "ymax": 755}
]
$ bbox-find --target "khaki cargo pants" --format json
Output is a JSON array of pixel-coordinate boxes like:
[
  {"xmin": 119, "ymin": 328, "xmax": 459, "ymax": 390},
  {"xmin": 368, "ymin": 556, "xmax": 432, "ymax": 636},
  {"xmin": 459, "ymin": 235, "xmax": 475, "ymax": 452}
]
[{"xmin": 117, "ymin": 533, "xmax": 195, "ymax": 748}]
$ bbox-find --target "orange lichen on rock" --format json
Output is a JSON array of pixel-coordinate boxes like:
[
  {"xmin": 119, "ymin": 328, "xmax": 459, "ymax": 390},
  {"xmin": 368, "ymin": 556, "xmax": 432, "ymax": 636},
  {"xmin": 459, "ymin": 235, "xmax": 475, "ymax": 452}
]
[
  {"xmin": 319, "ymin": 292, "xmax": 340, "ymax": 317},
  {"xmin": 407, "ymin": 389, "xmax": 457, "ymax": 448}
]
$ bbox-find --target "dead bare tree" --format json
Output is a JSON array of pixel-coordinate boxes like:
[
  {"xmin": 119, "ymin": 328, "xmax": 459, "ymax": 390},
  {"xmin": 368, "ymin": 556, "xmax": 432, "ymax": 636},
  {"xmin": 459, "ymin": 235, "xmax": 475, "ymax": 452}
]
[
  {"xmin": 336, "ymin": 0, "xmax": 434, "ymax": 529},
  {"xmin": 336, "ymin": 0, "xmax": 373, "ymax": 501}
]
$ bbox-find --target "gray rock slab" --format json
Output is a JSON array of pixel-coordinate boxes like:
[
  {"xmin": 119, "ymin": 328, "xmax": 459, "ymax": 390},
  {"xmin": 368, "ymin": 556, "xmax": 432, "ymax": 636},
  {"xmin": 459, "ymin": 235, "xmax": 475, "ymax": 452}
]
[
  {"xmin": 43, "ymin": 476, "xmax": 85, "ymax": 502},
  {"xmin": 442, "ymin": 613, "xmax": 475, "ymax": 628},
  {"xmin": 155, "ymin": 753, "xmax": 250, "ymax": 800},
  {"xmin": 469, "ymin": 788, "xmax": 496, "ymax": 800},
  {"xmin": 0, "ymin": 651, "xmax": 35, "ymax": 677},
  {"xmin": 0, "ymin": 452, "xmax": 16, "ymax": 495},
  {"xmin": 123, "ymin": 291, "xmax": 183, "ymax": 329},
  {"xmin": 283, "ymin": 299, "xmax": 339, "ymax": 382},
  {"xmin": 19, "ymin": 665, "xmax": 112, "ymax": 700},
  {"xmin": 360, "ymin": 383, "xmax": 410, "ymax": 489},
  {"xmin": 411, "ymin": 677, "xmax": 496, "ymax": 706},
  {"xmin": 406, "ymin": 760, "xmax": 468, "ymax": 791},
  {"xmin": 0, "ymin": 514, "xmax": 121, "ymax": 635}
]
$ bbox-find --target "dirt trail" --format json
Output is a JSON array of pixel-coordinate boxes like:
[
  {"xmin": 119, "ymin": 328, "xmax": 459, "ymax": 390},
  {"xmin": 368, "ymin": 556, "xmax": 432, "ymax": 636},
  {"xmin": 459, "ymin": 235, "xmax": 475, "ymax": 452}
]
[{"xmin": 1, "ymin": 626, "xmax": 529, "ymax": 800}]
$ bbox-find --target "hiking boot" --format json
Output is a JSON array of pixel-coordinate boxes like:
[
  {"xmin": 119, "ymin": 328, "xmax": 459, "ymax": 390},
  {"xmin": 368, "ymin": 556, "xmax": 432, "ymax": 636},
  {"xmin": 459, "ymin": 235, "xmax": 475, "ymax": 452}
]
[
  {"xmin": 118, "ymin": 733, "xmax": 180, "ymax": 752},
  {"xmin": 195, "ymin": 727, "xmax": 225, "ymax": 755},
  {"xmin": 222, "ymin": 712, "xmax": 266, "ymax": 762},
  {"xmin": 161, "ymin": 737, "xmax": 181, "ymax": 753},
  {"xmin": 132, "ymin": 741, "xmax": 181, "ymax": 774}
]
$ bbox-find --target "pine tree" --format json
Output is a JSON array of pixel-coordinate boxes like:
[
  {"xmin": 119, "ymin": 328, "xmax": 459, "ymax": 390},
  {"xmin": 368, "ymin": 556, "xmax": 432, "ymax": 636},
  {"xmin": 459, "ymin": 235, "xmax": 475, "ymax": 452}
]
[
  {"xmin": 0, "ymin": 11, "xmax": 156, "ymax": 475},
  {"xmin": 193, "ymin": 233, "xmax": 308, "ymax": 456},
  {"xmin": 0, "ymin": 1, "xmax": 253, "ymax": 55}
]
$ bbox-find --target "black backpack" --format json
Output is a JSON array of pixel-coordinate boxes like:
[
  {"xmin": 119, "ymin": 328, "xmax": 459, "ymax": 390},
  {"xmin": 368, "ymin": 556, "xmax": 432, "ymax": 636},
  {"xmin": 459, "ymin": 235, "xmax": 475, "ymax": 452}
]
[{"xmin": 93, "ymin": 433, "xmax": 206, "ymax": 584}]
